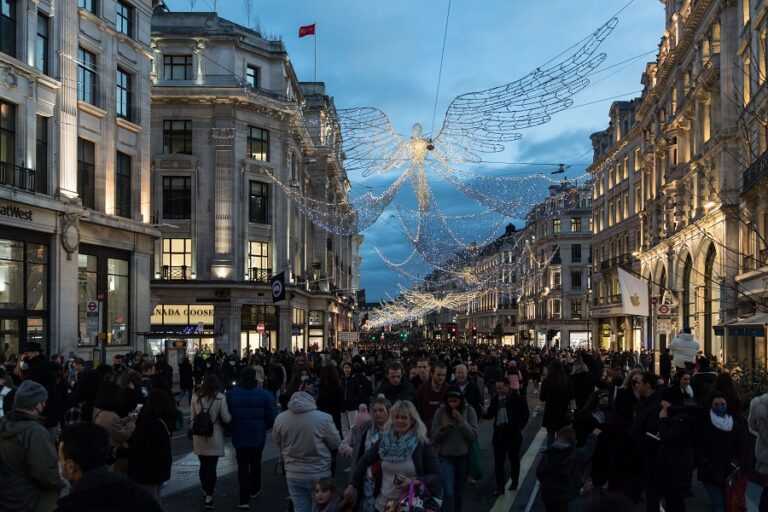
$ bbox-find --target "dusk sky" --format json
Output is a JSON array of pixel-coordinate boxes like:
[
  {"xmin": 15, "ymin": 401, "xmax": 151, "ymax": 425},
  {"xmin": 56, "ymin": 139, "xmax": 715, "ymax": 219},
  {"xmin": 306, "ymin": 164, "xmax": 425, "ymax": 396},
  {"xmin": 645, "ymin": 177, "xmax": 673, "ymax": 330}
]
[{"xmin": 165, "ymin": 0, "xmax": 665, "ymax": 302}]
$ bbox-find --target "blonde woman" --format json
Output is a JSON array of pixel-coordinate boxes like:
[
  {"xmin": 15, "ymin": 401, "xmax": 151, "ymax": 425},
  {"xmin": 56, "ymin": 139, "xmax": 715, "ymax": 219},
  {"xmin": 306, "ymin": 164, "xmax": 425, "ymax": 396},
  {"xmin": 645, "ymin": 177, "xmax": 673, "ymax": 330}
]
[{"xmin": 344, "ymin": 400, "xmax": 442, "ymax": 512}]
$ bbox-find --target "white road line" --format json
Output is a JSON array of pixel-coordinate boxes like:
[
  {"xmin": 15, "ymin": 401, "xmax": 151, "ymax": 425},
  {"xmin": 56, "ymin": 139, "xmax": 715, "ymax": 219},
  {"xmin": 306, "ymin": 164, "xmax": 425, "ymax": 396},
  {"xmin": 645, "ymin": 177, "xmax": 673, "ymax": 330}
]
[
  {"xmin": 524, "ymin": 481, "xmax": 540, "ymax": 512},
  {"xmin": 489, "ymin": 427, "xmax": 547, "ymax": 512}
]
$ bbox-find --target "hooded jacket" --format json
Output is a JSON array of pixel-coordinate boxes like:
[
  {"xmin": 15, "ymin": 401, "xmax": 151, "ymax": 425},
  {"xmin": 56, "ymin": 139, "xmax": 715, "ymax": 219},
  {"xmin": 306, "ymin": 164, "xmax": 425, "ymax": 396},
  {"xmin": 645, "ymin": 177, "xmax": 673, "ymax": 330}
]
[
  {"xmin": 273, "ymin": 391, "xmax": 341, "ymax": 480},
  {"xmin": 0, "ymin": 411, "xmax": 66, "ymax": 512},
  {"xmin": 749, "ymin": 393, "xmax": 768, "ymax": 474},
  {"xmin": 668, "ymin": 332, "xmax": 699, "ymax": 368}
]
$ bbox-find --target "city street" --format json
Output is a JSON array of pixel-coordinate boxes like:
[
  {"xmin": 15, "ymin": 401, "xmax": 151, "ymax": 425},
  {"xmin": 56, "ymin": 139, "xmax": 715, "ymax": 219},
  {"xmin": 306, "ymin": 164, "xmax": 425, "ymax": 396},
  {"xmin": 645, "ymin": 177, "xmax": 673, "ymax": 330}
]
[{"xmin": 161, "ymin": 392, "xmax": 765, "ymax": 511}]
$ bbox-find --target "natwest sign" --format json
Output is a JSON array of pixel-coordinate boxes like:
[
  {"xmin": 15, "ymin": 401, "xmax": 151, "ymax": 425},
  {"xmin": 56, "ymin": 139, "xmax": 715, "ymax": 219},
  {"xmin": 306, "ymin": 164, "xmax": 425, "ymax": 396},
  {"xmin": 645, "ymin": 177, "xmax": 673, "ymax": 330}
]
[{"xmin": 0, "ymin": 204, "xmax": 33, "ymax": 221}]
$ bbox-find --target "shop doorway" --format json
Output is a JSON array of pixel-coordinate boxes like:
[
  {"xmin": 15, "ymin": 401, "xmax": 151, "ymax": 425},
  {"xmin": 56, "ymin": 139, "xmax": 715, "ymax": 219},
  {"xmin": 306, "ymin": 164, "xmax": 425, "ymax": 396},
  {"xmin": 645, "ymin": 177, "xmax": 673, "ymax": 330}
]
[{"xmin": 0, "ymin": 318, "xmax": 20, "ymax": 359}]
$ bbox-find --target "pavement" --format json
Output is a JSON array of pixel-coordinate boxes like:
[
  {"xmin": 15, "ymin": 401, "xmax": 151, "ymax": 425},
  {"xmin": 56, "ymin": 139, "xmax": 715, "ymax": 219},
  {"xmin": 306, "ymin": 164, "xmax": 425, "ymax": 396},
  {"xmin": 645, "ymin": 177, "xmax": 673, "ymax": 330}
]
[{"xmin": 161, "ymin": 392, "xmax": 765, "ymax": 511}]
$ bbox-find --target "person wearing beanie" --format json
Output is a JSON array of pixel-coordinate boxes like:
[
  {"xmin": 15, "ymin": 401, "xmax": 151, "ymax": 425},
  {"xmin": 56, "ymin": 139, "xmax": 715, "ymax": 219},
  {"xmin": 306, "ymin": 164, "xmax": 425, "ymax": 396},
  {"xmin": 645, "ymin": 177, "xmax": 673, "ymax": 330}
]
[
  {"xmin": 0, "ymin": 380, "xmax": 66, "ymax": 511},
  {"xmin": 226, "ymin": 365, "xmax": 278, "ymax": 508}
]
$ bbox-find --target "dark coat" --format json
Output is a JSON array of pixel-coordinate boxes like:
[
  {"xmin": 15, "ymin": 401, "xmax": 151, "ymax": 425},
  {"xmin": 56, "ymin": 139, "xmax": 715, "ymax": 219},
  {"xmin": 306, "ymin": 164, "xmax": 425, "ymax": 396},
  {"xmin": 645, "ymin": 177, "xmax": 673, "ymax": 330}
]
[
  {"xmin": 654, "ymin": 408, "xmax": 697, "ymax": 497},
  {"xmin": 317, "ymin": 383, "xmax": 344, "ymax": 432},
  {"xmin": 537, "ymin": 433, "xmax": 598, "ymax": 504},
  {"xmin": 374, "ymin": 379, "xmax": 416, "ymax": 404},
  {"xmin": 484, "ymin": 392, "xmax": 529, "ymax": 433},
  {"xmin": 342, "ymin": 374, "xmax": 371, "ymax": 411},
  {"xmin": 696, "ymin": 414, "xmax": 744, "ymax": 485},
  {"xmin": 226, "ymin": 385, "xmax": 278, "ymax": 448},
  {"xmin": 116, "ymin": 417, "xmax": 172, "ymax": 485},
  {"xmin": 569, "ymin": 372, "xmax": 600, "ymax": 410},
  {"xmin": 349, "ymin": 440, "xmax": 442, "ymax": 499},
  {"xmin": 178, "ymin": 361, "xmax": 194, "ymax": 390},
  {"xmin": 540, "ymin": 377, "xmax": 574, "ymax": 430},
  {"xmin": 457, "ymin": 380, "xmax": 483, "ymax": 418},
  {"xmin": 54, "ymin": 467, "xmax": 161, "ymax": 512}
]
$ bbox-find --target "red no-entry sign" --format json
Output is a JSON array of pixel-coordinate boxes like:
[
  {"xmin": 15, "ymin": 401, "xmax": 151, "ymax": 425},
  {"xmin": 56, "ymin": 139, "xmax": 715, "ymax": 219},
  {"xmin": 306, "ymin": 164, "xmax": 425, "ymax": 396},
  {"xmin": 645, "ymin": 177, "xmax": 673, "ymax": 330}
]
[{"xmin": 256, "ymin": 323, "xmax": 265, "ymax": 333}]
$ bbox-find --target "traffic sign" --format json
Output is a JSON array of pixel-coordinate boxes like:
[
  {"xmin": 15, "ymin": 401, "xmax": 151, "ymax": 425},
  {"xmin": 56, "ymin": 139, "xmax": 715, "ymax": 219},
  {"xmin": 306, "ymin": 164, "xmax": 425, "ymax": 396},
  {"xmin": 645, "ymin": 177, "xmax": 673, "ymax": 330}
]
[
  {"xmin": 339, "ymin": 331, "xmax": 359, "ymax": 343},
  {"xmin": 657, "ymin": 304, "xmax": 671, "ymax": 317},
  {"xmin": 97, "ymin": 292, "xmax": 105, "ymax": 301},
  {"xmin": 87, "ymin": 301, "xmax": 99, "ymax": 313},
  {"xmin": 256, "ymin": 323, "xmax": 266, "ymax": 333},
  {"xmin": 651, "ymin": 296, "xmax": 659, "ymax": 305}
]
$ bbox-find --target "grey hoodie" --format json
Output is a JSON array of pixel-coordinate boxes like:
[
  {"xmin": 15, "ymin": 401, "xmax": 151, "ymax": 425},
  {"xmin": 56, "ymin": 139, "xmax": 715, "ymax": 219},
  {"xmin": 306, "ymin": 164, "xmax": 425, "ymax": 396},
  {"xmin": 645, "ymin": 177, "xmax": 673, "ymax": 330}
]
[{"xmin": 273, "ymin": 391, "xmax": 341, "ymax": 480}]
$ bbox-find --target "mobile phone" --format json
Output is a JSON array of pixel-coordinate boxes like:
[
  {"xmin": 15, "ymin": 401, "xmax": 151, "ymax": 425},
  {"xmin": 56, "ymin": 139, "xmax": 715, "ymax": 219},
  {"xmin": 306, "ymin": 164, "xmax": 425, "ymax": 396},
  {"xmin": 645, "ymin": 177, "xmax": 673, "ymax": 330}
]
[
  {"xmin": 132, "ymin": 403, "xmax": 144, "ymax": 415},
  {"xmin": 394, "ymin": 473, "xmax": 407, "ymax": 485},
  {"xmin": 645, "ymin": 431, "xmax": 660, "ymax": 441}
]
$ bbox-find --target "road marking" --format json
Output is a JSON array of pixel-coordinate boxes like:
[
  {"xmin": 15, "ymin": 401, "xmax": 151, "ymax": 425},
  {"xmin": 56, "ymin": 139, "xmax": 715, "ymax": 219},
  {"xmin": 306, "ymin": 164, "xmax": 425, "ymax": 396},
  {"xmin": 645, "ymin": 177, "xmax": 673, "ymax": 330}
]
[
  {"xmin": 489, "ymin": 427, "xmax": 546, "ymax": 512},
  {"xmin": 524, "ymin": 481, "xmax": 540, "ymax": 512}
]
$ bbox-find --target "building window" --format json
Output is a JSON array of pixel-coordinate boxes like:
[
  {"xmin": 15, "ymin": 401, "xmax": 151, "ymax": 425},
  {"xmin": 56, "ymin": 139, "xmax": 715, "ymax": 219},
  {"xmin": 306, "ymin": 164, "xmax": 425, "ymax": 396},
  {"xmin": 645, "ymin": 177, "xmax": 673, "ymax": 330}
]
[
  {"xmin": 553, "ymin": 219, "xmax": 561, "ymax": 233},
  {"xmin": 550, "ymin": 299, "xmax": 561, "ymax": 319},
  {"xmin": 78, "ymin": 248, "xmax": 129, "ymax": 345},
  {"xmin": 77, "ymin": 139, "xmax": 95, "ymax": 209},
  {"xmin": 634, "ymin": 147, "xmax": 641, "ymax": 172},
  {"xmin": 77, "ymin": 48, "xmax": 97, "ymax": 105},
  {"xmin": 35, "ymin": 116, "xmax": 48, "ymax": 194},
  {"xmin": 116, "ymin": 1, "xmax": 133, "ymax": 38},
  {"xmin": 623, "ymin": 155, "xmax": 629, "ymax": 179},
  {"xmin": 249, "ymin": 181, "xmax": 268, "ymax": 224},
  {"xmin": 0, "ymin": 101, "xmax": 14, "ymax": 166},
  {"xmin": 634, "ymin": 186, "xmax": 642, "ymax": 214},
  {"xmin": 571, "ymin": 217, "xmax": 582, "ymax": 232},
  {"xmin": 571, "ymin": 299, "xmax": 583, "ymax": 319},
  {"xmin": 571, "ymin": 271, "xmax": 582, "ymax": 290},
  {"xmin": 1, "ymin": 0, "xmax": 15, "ymax": 57},
  {"xmin": 552, "ymin": 245, "xmax": 561, "ymax": 263},
  {"xmin": 115, "ymin": 152, "xmax": 131, "ymax": 218},
  {"xmin": 78, "ymin": 0, "xmax": 97, "ymax": 13},
  {"xmin": 107, "ymin": 258, "xmax": 129, "ymax": 344},
  {"xmin": 247, "ymin": 126, "xmax": 269, "ymax": 161},
  {"xmin": 571, "ymin": 243, "xmax": 581, "ymax": 263},
  {"xmin": 116, "ymin": 67, "xmax": 132, "ymax": 120},
  {"xmin": 552, "ymin": 270, "xmax": 561, "ymax": 289},
  {"xmin": 162, "ymin": 176, "xmax": 191, "ymax": 219},
  {"xmin": 246, "ymin": 65, "xmax": 259, "ymax": 88},
  {"xmin": 616, "ymin": 196, "xmax": 623, "ymax": 222},
  {"xmin": 35, "ymin": 13, "xmax": 49, "ymax": 74},
  {"xmin": 247, "ymin": 241, "xmax": 270, "ymax": 282},
  {"xmin": 163, "ymin": 55, "xmax": 192, "ymax": 80},
  {"xmin": 162, "ymin": 120, "xmax": 192, "ymax": 154},
  {"xmin": 161, "ymin": 239, "xmax": 192, "ymax": 280}
]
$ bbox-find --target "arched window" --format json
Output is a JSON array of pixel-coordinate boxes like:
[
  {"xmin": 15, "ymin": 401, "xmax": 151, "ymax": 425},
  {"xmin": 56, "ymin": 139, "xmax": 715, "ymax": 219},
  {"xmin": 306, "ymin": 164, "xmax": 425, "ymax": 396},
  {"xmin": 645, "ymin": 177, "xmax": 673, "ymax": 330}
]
[
  {"xmin": 682, "ymin": 254, "xmax": 693, "ymax": 327},
  {"xmin": 703, "ymin": 246, "xmax": 716, "ymax": 353}
]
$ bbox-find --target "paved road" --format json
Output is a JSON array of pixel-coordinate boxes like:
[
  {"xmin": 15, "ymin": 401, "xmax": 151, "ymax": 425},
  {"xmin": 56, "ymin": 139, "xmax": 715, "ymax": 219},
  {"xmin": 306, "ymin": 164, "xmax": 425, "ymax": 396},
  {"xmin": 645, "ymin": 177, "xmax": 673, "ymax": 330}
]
[{"xmin": 161, "ymin": 392, "xmax": 764, "ymax": 511}]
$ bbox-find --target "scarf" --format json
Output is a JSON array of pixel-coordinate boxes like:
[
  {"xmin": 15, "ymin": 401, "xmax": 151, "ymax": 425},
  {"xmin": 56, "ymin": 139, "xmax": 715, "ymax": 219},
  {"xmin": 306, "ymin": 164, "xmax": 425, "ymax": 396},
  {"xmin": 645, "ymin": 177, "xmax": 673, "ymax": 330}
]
[
  {"xmin": 379, "ymin": 428, "xmax": 419, "ymax": 463},
  {"xmin": 710, "ymin": 410, "xmax": 733, "ymax": 431},
  {"xmin": 496, "ymin": 396, "xmax": 509, "ymax": 426}
]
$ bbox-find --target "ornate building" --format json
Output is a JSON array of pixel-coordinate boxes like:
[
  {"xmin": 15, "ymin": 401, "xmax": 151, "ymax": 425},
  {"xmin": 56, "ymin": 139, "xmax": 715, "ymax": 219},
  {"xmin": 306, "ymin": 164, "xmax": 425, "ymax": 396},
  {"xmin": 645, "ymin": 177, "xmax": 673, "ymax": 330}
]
[
  {"xmin": 517, "ymin": 182, "xmax": 592, "ymax": 348},
  {"xmin": 149, "ymin": 9, "xmax": 360, "ymax": 354},
  {"xmin": 0, "ymin": 0, "xmax": 157, "ymax": 358}
]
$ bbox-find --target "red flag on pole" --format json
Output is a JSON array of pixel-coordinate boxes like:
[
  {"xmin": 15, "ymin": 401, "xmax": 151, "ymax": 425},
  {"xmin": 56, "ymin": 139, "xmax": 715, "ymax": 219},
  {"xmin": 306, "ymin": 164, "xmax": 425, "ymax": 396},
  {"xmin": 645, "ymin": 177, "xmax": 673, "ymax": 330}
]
[{"xmin": 299, "ymin": 24, "xmax": 316, "ymax": 38}]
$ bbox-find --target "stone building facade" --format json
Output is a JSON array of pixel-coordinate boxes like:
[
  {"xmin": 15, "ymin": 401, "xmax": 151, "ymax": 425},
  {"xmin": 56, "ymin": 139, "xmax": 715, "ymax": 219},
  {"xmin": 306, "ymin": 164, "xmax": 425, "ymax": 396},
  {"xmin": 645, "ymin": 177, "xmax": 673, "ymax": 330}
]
[
  {"xmin": 149, "ymin": 10, "xmax": 359, "ymax": 355},
  {"xmin": 0, "ymin": 0, "xmax": 157, "ymax": 359}
]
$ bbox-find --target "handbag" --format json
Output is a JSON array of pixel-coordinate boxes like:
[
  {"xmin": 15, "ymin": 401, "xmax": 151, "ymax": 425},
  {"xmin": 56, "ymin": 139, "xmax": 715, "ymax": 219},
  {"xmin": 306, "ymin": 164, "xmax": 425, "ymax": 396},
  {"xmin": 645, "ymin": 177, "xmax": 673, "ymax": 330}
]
[
  {"xmin": 388, "ymin": 480, "xmax": 442, "ymax": 512},
  {"xmin": 468, "ymin": 440, "xmax": 483, "ymax": 480}
]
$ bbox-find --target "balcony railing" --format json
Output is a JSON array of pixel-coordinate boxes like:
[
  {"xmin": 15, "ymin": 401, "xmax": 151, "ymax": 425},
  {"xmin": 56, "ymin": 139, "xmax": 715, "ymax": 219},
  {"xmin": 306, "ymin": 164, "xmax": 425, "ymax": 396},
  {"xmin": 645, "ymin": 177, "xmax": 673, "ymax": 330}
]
[
  {"xmin": 161, "ymin": 265, "xmax": 190, "ymax": 280},
  {"xmin": 600, "ymin": 254, "xmax": 632, "ymax": 271},
  {"xmin": 249, "ymin": 267, "xmax": 272, "ymax": 283},
  {"xmin": 744, "ymin": 149, "xmax": 768, "ymax": 192},
  {"xmin": 0, "ymin": 162, "xmax": 36, "ymax": 192}
]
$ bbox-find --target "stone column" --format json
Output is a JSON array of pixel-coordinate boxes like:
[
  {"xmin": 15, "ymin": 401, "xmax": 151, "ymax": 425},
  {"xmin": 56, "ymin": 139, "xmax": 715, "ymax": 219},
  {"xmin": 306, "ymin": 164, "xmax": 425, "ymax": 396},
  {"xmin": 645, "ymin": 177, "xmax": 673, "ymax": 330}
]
[
  {"xmin": 214, "ymin": 304, "xmax": 241, "ymax": 354},
  {"xmin": 278, "ymin": 306, "xmax": 291, "ymax": 350},
  {"xmin": 210, "ymin": 128, "xmax": 236, "ymax": 278},
  {"xmin": 57, "ymin": 0, "xmax": 78, "ymax": 199}
]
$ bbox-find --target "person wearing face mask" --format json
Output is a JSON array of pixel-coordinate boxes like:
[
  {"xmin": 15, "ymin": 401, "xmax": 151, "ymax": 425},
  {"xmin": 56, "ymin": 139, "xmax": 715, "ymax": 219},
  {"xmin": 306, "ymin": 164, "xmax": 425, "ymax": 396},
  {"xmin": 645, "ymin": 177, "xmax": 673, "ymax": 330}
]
[
  {"xmin": 697, "ymin": 392, "xmax": 745, "ymax": 512},
  {"xmin": 574, "ymin": 391, "xmax": 611, "ymax": 446},
  {"xmin": 0, "ymin": 380, "xmax": 66, "ymax": 511}
]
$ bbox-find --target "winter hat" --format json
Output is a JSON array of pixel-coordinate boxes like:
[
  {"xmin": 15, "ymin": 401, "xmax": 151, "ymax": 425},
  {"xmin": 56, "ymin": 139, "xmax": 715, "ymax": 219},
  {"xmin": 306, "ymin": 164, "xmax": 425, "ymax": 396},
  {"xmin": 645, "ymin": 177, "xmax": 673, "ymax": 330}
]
[{"xmin": 14, "ymin": 380, "xmax": 48, "ymax": 409}]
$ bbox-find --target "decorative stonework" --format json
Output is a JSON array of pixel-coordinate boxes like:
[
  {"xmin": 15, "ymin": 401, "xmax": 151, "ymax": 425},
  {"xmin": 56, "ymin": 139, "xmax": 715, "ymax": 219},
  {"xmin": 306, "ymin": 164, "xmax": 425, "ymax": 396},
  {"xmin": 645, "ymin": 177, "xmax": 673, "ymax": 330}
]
[
  {"xmin": 59, "ymin": 213, "xmax": 81, "ymax": 260},
  {"xmin": 1, "ymin": 66, "xmax": 17, "ymax": 89},
  {"xmin": 209, "ymin": 128, "xmax": 236, "ymax": 145}
]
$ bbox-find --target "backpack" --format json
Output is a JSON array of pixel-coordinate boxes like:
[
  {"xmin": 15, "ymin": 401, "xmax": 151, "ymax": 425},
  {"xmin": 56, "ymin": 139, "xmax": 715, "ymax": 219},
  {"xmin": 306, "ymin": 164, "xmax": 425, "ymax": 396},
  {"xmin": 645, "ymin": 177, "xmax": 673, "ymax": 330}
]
[{"xmin": 191, "ymin": 398, "xmax": 216, "ymax": 437}]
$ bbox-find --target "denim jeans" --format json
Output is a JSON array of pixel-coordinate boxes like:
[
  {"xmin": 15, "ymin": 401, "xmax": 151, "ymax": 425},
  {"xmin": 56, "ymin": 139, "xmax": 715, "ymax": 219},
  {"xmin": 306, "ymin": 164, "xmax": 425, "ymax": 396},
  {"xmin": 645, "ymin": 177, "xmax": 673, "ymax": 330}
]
[
  {"xmin": 287, "ymin": 478, "xmax": 316, "ymax": 512},
  {"xmin": 439, "ymin": 455, "xmax": 468, "ymax": 512},
  {"xmin": 702, "ymin": 481, "xmax": 725, "ymax": 512}
]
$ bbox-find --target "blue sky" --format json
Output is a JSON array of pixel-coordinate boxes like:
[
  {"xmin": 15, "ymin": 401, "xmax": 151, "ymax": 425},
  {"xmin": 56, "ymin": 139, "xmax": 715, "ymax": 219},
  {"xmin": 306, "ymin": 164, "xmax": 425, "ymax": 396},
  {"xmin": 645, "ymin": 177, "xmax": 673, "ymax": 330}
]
[{"xmin": 165, "ymin": 0, "xmax": 665, "ymax": 302}]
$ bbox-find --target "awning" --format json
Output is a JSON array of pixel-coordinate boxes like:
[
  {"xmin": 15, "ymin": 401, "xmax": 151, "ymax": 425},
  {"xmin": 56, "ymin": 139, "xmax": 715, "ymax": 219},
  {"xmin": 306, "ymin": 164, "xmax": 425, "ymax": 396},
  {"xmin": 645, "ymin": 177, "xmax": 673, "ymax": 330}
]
[{"xmin": 726, "ymin": 313, "xmax": 768, "ymax": 337}]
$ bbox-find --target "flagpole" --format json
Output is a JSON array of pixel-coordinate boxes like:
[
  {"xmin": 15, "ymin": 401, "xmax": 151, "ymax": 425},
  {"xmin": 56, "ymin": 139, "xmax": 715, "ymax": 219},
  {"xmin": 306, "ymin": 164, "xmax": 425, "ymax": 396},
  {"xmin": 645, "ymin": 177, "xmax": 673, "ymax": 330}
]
[{"xmin": 314, "ymin": 31, "xmax": 317, "ymax": 81}]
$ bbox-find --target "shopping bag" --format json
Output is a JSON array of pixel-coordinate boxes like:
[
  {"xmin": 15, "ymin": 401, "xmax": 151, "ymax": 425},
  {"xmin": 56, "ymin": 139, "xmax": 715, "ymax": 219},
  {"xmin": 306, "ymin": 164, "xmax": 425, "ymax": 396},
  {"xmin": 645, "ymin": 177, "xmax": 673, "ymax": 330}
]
[
  {"xmin": 468, "ymin": 440, "xmax": 484, "ymax": 480},
  {"xmin": 394, "ymin": 480, "xmax": 442, "ymax": 512}
]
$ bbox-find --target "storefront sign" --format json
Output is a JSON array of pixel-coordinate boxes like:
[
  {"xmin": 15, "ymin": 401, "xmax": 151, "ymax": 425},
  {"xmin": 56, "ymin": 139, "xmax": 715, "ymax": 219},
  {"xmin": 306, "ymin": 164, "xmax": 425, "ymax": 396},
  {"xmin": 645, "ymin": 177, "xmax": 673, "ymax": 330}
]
[
  {"xmin": 0, "ymin": 204, "xmax": 33, "ymax": 221},
  {"xmin": 151, "ymin": 304, "xmax": 214, "ymax": 325},
  {"xmin": 729, "ymin": 326, "xmax": 766, "ymax": 337}
]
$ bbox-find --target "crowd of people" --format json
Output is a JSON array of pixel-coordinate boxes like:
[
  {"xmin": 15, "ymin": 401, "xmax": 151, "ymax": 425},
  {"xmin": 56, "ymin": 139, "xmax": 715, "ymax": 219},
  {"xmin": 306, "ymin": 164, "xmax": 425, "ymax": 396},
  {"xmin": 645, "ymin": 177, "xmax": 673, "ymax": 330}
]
[{"xmin": 0, "ymin": 330, "xmax": 767, "ymax": 512}]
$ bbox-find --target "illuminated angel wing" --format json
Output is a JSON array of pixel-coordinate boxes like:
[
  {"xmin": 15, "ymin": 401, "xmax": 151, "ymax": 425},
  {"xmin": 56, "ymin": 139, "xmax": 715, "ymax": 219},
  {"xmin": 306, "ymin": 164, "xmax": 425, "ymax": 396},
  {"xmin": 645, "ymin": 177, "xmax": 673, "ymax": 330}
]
[
  {"xmin": 433, "ymin": 18, "xmax": 618, "ymax": 163},
  {"xmin": 336, "ymin": 107, "xmax": 404, "ymax": 177}
]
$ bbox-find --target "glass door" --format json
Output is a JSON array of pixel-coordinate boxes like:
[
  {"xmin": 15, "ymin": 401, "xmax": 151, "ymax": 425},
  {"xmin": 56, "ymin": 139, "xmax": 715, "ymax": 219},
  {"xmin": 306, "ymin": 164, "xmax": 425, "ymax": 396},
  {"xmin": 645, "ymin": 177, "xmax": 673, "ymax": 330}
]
[{"xmin": 0, "ymin": 318, "xmax": 20, "ymax": 360}]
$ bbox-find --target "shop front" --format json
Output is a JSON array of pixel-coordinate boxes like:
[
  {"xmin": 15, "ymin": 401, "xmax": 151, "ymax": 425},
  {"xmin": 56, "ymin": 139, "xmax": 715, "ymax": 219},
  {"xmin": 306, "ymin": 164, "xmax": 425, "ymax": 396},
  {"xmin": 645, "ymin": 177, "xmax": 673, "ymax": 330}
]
[
  {"xmin": 308, "ymin": 310, "xmax": 324, "ymax": 349},
  {"xmin": 569, "ymin": 331, "xmax": 591, "ymax": 349},
  {"xmin": 241, "ymin": 304, "xmax": 278, "ymax": 352},
  {"xmin": 150, "ymin": 303, "xmax": 216, "ymax": 354}
]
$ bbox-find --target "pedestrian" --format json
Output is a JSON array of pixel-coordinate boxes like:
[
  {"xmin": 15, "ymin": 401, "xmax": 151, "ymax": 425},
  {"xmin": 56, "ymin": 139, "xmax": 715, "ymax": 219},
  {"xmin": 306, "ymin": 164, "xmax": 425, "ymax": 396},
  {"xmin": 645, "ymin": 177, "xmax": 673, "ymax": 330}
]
[
  {"xmin": 484, "ymin": 377, "xmax": 529, "ymax": 496},
  {"xmin": 338, "ymin": 398, "xmax": 390, "ymax": 512},
  {"xmin": 569, "ymin": 358, "xmax": 601, "ymax": 410},
  {"xmin": 56, "ymin": 422, "xmax": 161, "ymax": 512},
  {"xmin": 453, "ymin": 364, "xmax": 484, "ymax": 418},
  {"xmin": 696, "ymin": 392, "xmax": 744, "ymax": 512},
  {"xmin": 748, "ymin": 390, "xmax": 768, "ymax": 510},
  {"xmin": 690, "ymin": 357, "xmax": 718, "ymax": 406},
  {"xmin": 116, "ymin": 389, "xmax": 175, "ymax": 503},
  {"xmin": 536, "ymin": 425, "xmax": 600, "ymax": 512},
  {"xmin": 63, "ymin": 371, "xmax": 103, "ymax": 426},
  {"xmin": 0, "ymin": 380, "xmax": 66, "ymax": 511},
  {"xmin": 311, "ymin": 476, "xmax": 343, "ymax": 512},
  {"xmin": 178, "ymin": 356, "xmax": 194, "ymax": 406},
  {"xmin": 93, "ymin": 380, "xmax": 136, "ymax": 451},
  {"xmin": 0, "ymin": 366, "xmax": 14, "ymax": 417},
  {"xmin": 506, "ymin": 360, "xmax": 522, "ymax": 394},
  {"xmin": 431, "ymin": 386, "xmax": 478, "ymax": 512},
  {"xmin": 344, "ymin": 400, "xmax": 442, "ymax": 512},
  {"xmin": 410, "ymin": 357, "xmax": 430, "ymax": 390},
  {"xmin": 668, "ymin": 327, "xmax": 699, "ymax": 372},
  {"xmin": 192, "ymin": 373, "xmax": 232, "ymax": 509},
  {"xmin": 415, "ymin": 361, "xmax": 448, "ymax": 435},
  {"xmin": 273, "ymin": 391, "xmax": 341, "ymax": 512},
  {"xmin": 374, "ymin": 362, "xmax": 416, "ymax": 403},
  {"xmin": 666, "ymin": 370, "xmax": 696, "ymax": 407},
  {"xmin": 341, "ymin": 362, "xmax": 371, "ymax": 437},
  {"xmin": 226, "ymin": 366, "xmax": 278, "ymax": 509},
  {"xmin": 540, "ymin": 359, "xmax": 575, "ymax": 447}
]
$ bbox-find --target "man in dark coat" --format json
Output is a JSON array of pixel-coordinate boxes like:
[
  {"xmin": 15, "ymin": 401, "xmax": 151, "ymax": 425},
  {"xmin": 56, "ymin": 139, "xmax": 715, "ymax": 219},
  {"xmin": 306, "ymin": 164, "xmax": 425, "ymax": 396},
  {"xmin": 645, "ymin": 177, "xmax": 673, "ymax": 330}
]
[
  {"xmin": 22, "ymin": 341, "xmax": 63, "ymax": 430},
  {"xmin": 629, "ymin": 371, "xmax": 663, "ymax": 512},
  {"xmin": 374, "ymin": 362, "xmax": 415, "ymax": 403},
  {"xmin": 56, "ymin": 422, "xmax": 160, "ymax": 512},
  {"xmin": 484, "ymin": 378, "xmax": 529, "ymax": 496}
]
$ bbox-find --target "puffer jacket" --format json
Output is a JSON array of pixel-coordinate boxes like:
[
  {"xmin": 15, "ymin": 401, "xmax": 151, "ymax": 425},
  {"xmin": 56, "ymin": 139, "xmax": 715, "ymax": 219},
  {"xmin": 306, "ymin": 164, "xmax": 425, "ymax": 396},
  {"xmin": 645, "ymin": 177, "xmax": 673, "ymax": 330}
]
[
  {"xmin": 749, "ymin": 393, "xmax": 768, "ymax": 475},
  {"xmin": 273, "ymin": 391, "xmax": 341, "ymax": 480},
  {"xmin": 668, "ymin": 333, "xmax": 699, "ymax": 368},
  {"xmin": 226, "ymin": 384, "xmax": 277, "ymax": 448},
  {"xmin": 0, "ymin": 411, "xmax": 65, "ymax": 512}
]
